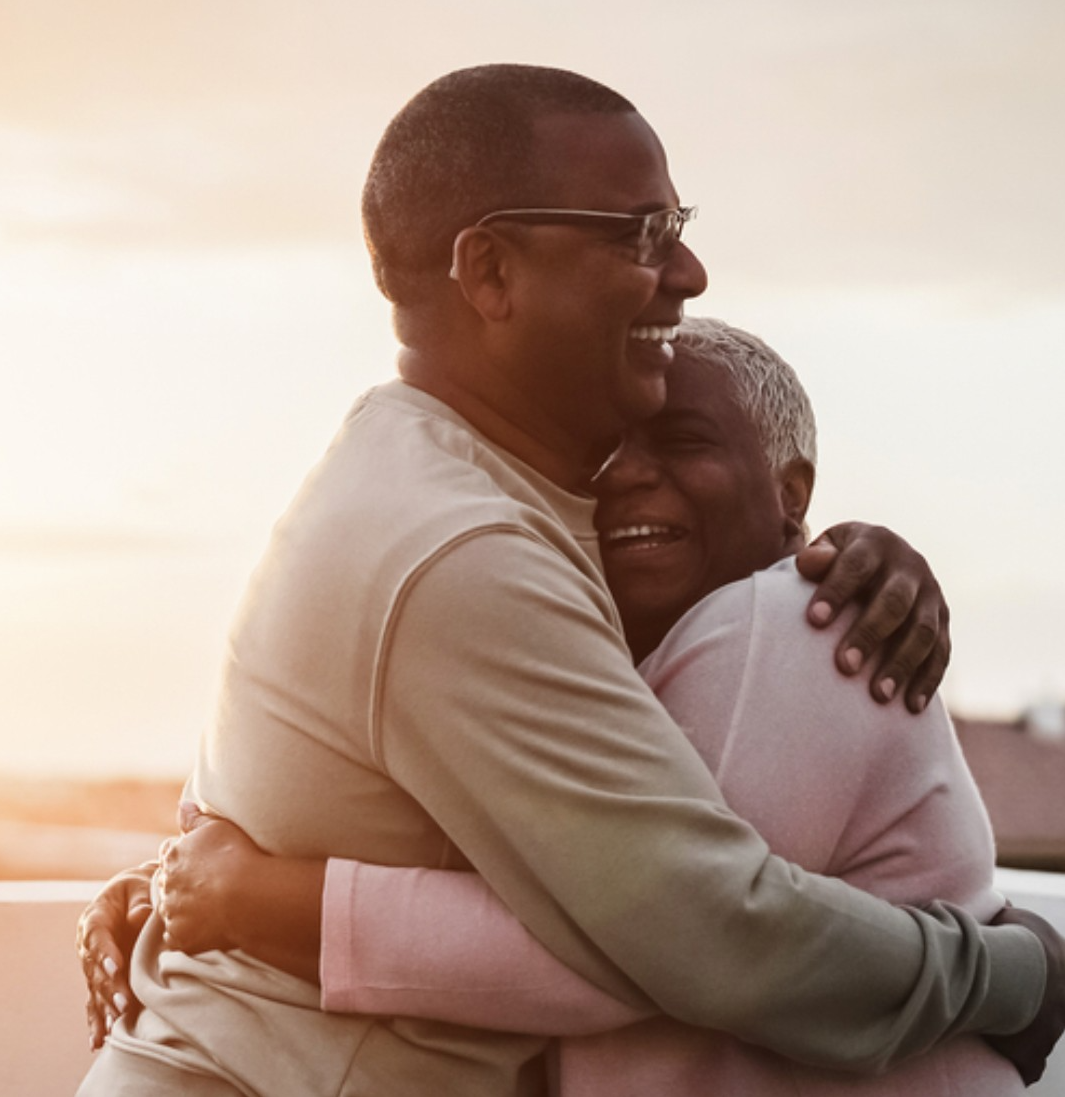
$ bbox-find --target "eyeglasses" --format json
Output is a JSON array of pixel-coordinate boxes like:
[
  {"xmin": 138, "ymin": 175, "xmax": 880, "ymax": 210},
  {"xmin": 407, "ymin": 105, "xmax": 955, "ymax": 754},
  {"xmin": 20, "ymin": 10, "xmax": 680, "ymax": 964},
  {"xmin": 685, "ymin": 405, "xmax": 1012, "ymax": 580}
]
[{"xmin": 474, "ymin": 205, "xmax": 697, "ymax": 267}]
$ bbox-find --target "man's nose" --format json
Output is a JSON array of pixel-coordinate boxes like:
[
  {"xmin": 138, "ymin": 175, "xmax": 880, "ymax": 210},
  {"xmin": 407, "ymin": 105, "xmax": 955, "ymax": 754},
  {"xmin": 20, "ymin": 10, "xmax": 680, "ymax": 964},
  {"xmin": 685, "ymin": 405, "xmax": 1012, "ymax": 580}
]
[{"xmin": 662, "ymin": 239, "xmax": 707, "ymax": 301}]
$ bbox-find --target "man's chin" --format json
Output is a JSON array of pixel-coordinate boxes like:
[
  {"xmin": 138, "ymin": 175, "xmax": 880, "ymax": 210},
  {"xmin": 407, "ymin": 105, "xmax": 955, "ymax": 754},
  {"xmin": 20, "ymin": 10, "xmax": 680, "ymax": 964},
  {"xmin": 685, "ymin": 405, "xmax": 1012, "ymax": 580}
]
[
  {"xmin": 620, "ymin": 380, "xmax": 669, "ymax": 428},
  {"xmin": 624, "ymin": 345, "xmax": 672, "ymax": 414}
]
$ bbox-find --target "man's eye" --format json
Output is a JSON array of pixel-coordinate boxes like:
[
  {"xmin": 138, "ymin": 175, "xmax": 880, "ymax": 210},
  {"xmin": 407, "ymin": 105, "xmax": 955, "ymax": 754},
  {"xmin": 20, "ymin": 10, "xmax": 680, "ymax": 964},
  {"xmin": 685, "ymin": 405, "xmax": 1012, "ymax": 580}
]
[{"xmin": 614, "ymin": 222, "xmax": 645, "ymax": 244}]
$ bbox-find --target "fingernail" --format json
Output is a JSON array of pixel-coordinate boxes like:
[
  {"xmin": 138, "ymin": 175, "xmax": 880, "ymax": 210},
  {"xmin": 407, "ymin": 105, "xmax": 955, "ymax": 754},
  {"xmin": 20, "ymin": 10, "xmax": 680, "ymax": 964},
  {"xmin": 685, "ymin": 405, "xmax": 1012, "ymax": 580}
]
[
  {"xmin": 879, "ymin": 678, "xmax": 897, "ymax": 700},
  {"xmin": 843, "ymin": 648, "xmax": 863, "ymax": 673},
  {"xmin": 915, "ymin": 695, "xmax": 928, "ymax": 713},
  {"xmin": 103, "ymin": 957, "xmax": 118, "ymax": 978},
  {"xmin": 113, "ymin": 992, "xmax": 129, "ymax": 1014},
  {"xmin": 105, "ymin": 1014, "xmax": 113, "ymax": 1034},
  {"xmin": 810, "ymin": 601, "xmax": 832, "ymax": 625}
]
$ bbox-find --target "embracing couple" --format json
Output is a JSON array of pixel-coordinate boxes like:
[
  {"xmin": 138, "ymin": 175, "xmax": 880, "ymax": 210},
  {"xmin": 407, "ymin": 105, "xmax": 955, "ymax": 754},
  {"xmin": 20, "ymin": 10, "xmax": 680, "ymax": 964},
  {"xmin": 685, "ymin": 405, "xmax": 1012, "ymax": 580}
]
[{"xmin": 77, "ymin": 64, "xmax": 1064, "ymax": 1096}]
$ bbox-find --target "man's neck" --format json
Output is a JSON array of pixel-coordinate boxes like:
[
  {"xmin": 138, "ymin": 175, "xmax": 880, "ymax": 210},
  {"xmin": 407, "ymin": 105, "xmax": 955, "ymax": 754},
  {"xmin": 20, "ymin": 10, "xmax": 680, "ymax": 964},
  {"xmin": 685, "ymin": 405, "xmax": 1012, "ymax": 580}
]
[{"xmin": 397, "ymin": 347, "xmax": 593, "ymax": 493}]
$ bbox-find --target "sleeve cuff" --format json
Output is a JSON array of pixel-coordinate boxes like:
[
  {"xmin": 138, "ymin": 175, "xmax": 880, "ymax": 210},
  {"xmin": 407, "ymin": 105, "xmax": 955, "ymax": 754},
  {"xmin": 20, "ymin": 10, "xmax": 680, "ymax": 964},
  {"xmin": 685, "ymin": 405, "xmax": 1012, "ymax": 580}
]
[
  {"xmin": 969, "ymin": 921, "xmax": 1047, "ymax": 1036},
  {"xmin": 320, "ymin": 857, "xmax": 361, "ymax": 1012}
]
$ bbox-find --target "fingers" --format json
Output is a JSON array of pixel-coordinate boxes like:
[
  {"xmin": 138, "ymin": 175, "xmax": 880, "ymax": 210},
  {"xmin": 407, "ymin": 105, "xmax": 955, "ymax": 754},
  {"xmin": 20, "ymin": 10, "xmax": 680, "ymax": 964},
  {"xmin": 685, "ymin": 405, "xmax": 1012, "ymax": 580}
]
[
  {"xmin": 155, "ymin": 844, "xmax": 180, "ymax": 950},
  {"xmin": 154, "ymin": 867, "xmax": 170, "ymax": 948},
  {"xmin": 841, "ymin": 573, "xmax": 949, "ymax": 712},
  {"xmin": 800, "ymin": 527, "xmax": 883, "ymax": 632},
  {"xmin": 155, "ymin": 875, "xmax": 194, "ymax": 953},
  {"xmin": 80, "ymin": 950, "xmax": 116, "ymax": 1051},
  {"xmin": 76, "ymin": 864, "xmax": 155, "ymax": 1050},
  {"xmin": 794, "ymin": 539, "xmax": 838, "ymax": 586},
  {"xmin": 76, "ymin": 901, "xmax": 137, "ymax": 1050},
  {"xmin": 833, "ymin": 573, "xmax": 947, "ymax": 710},
  {"xmin": 898, "ymin": 613, "xmax": 950, "ymax": 715},
  {"xmin": 799, "ymin": 522, "xmax": 952, "ymax": 710},
  {"xmin": 155, "ymin": 837, "xmax": 196, "ymax": 952}
]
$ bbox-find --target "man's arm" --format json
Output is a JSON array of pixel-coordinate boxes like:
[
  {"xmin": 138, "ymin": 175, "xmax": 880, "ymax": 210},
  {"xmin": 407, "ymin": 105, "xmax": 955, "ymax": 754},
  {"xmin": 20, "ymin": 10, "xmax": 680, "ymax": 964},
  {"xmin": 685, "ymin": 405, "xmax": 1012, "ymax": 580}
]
[
  {"xmin": 378, "ymin": 531, "xmax": 1048, "ymax": 1072},
  {"xmin": 78, "ymin": 527, "xmax": 1056, "ymax": 1071},
  {"xmin": 987, "ymin": 906, "xmax": 1065, "ymax": 1085}
]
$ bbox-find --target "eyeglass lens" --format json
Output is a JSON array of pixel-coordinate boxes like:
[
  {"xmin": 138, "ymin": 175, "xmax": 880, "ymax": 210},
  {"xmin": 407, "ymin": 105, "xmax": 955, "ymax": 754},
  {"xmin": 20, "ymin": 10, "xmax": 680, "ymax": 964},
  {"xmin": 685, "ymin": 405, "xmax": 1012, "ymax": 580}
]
[{"xmin": 640, "ymin": 209, "xmax": 682, "ymax": 265}]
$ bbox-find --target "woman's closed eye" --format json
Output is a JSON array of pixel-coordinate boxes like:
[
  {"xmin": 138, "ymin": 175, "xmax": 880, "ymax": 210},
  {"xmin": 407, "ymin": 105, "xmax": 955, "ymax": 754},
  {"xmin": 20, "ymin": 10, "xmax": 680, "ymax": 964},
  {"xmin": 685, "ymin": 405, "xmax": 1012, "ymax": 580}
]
[{"xmin": 649, "ymin": 427, "xmax": 721, "ymax": 452}]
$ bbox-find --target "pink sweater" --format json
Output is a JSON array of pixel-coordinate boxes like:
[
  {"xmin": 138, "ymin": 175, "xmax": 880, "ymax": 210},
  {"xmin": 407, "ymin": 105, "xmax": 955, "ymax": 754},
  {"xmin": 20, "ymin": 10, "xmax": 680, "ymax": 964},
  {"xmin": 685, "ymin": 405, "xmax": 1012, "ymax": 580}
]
[{"xmin": 321, "ymin": 559, "xmax": 1020, "ymax": 1095}]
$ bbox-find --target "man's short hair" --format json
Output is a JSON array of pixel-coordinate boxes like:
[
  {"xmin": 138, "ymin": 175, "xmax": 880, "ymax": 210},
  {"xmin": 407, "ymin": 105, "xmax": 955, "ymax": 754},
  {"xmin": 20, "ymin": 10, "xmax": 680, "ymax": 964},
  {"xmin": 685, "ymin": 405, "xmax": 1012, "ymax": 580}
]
[
  {"xmin": 677, "ymin": 317, "xmax": 818, "ymax": 473},
  {"xmin": 362, "ymin": 64, "xmax": 635, "ymax": 306}
]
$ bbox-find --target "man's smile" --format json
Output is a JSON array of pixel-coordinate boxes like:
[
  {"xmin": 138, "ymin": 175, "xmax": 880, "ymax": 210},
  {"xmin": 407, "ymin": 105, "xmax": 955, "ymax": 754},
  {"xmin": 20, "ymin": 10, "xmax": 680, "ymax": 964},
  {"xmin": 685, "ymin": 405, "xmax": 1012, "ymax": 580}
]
[
  {"xmin": 629, "ymin": 324, "xmax": 680, "ymax": 344},
  {"xmin": 627, "ymin": 324, "xmax": 680, "ymax": 367}
]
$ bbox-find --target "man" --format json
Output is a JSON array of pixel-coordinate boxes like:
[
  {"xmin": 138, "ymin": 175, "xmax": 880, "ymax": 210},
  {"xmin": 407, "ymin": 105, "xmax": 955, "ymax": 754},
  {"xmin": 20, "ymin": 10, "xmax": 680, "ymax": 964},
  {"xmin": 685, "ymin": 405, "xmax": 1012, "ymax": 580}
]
[{"xmin": 76, "ymin": 65, "xmax": 1062, "ymax": 1096}]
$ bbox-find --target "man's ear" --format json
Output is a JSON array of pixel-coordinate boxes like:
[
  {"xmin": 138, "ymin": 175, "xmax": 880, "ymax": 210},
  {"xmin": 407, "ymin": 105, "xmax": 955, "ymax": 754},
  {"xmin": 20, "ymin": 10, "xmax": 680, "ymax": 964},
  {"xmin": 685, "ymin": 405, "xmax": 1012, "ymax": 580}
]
[
  {"xmin": 777, "ymin": 458, "xmax": 815, "ymax": 541},
  {"xmin": 449, "ymin": 227, "xmax": 513, "ymax": 322}
]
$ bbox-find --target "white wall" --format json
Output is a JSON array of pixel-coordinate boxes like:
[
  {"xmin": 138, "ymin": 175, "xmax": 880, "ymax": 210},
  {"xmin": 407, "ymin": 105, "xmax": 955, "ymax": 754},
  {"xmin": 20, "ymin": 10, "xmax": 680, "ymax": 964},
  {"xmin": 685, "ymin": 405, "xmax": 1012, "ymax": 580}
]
[{"xmin": 0, "ymin": 882, "xmax": 97, "ymax": 1096}]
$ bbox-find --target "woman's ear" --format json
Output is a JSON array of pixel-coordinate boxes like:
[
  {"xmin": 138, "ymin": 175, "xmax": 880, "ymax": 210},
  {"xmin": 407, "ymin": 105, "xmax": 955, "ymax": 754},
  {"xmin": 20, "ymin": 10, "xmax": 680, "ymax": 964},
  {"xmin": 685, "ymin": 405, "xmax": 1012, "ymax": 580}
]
[
  {"xmin": 449, "ymin": 227, "xmax": 513, "ymax": 322},
  {"xmin": 777, "ymin": 458, "xmax": 815, "ymax": 543}
]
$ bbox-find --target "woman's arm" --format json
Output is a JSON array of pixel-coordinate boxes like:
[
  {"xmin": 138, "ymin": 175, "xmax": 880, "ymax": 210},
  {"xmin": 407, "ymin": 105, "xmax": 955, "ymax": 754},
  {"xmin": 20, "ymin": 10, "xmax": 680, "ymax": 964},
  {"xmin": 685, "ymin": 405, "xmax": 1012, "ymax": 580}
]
[
  {"xmin": 321, "ymin": 857, "xmax": 651, "ymax": 1034},
  {"xmin": 158, "ymin": 812, "xmax": 649, "ymax": 1036},
  {"xmin": 77, "ymin": 860, "xmax": 155, "ymax": 1049}
]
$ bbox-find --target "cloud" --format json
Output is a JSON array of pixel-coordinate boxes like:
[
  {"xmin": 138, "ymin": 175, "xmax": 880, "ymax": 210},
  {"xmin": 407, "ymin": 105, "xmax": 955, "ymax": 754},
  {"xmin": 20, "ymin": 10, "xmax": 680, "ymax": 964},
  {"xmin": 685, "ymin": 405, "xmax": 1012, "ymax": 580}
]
[
  {"xmin": 2, "ymin": 0, "xmax": 1062, "ymax": 292},
  {"xmin": 0, "ymin": 116, "xmax": 363, "ymax": 250},
  {"xmin": 0, "ymin": 2, "xmax": 374, "ymax": 249},
  {"xmin": 661, "ymin": 2, "xmax": 1065, "ymax": 297}
]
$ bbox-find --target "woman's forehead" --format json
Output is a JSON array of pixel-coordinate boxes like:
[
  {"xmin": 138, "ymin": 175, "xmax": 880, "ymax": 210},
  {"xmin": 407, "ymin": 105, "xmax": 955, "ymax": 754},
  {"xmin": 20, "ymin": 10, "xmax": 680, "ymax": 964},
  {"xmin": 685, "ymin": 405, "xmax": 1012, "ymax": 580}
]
[{"xmin": 663, "ymin": 353, "xmax": 738, "ymax": 413}]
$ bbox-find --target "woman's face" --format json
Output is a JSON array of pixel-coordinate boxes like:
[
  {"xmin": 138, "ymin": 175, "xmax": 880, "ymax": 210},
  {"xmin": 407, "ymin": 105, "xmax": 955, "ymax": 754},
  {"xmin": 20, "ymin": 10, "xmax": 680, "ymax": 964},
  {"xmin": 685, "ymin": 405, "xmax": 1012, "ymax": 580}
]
[{"xmin": 592, "ymin": 353, "xmax": 796, "ymax": 654}]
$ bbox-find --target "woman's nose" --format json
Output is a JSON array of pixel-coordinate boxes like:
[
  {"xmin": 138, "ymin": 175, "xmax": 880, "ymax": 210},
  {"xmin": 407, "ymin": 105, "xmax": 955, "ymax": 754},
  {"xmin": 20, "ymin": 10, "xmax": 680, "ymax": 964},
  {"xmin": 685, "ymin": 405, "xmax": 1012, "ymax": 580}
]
[{"xmin": 592, "ymin": 438, "xmax": 662, "ymax": 498}]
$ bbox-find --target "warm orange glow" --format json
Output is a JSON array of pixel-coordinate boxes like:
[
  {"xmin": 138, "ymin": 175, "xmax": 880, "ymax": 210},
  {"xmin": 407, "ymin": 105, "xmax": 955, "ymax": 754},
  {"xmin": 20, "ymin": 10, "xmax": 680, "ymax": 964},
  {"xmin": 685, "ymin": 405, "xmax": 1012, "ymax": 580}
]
[{"xmin": 2, "ymin": 2, "xmax": 1064, "ymax": 778}]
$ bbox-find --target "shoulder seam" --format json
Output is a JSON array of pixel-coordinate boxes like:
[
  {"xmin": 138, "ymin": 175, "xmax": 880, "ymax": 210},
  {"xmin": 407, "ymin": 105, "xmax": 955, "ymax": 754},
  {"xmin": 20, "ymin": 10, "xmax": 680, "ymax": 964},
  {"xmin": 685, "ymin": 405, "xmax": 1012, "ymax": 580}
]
[{"xmin": 367, "ymin": 524, "xmax": 578, "ymax": 770}]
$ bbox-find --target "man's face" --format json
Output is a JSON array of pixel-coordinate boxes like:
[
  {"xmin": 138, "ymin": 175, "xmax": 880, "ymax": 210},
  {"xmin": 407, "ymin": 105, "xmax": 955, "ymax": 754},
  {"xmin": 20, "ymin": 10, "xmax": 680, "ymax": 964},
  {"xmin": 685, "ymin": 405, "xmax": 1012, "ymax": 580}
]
[
  {"xmin": 592, "ymin": 352, "xmax": 792, "ymax": 647},
  {"xmin": 499, "ymin": 111, "xmax": 708, "ymax": 445}
]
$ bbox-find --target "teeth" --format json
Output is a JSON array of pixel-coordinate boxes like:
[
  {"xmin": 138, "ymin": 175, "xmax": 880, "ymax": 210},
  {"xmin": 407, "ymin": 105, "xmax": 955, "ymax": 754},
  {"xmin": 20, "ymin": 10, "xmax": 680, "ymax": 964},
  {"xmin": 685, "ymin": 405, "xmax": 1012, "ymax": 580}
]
[
  {"xmin": 629, "ymin": 325, "xmax": 679, "ymax": 343},
  {"xmin": 604, "ymin": 522, "xmax": 682, "ymax": 553},
  {"xmin": 606, "ymin": 524, "xmax": 673, "ymax": 542}
]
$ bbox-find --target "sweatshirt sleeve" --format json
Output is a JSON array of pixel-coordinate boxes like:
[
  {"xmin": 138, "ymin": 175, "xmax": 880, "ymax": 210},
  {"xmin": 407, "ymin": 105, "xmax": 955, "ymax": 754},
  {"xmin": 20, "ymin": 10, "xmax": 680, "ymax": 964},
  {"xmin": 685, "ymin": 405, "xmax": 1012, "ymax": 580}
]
[
  {"xmin": 374, "ymin": 531, "xmax": 1044, "ymax": 1072},
  {"xmin": 320, "ymin": 858, "xmax": 652, "ymax": 1034}
]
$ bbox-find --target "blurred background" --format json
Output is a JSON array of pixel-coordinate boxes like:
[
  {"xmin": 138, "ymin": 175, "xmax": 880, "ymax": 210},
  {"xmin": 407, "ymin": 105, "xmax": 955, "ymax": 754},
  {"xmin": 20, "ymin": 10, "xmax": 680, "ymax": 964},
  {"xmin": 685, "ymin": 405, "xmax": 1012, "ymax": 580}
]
[{"xmin": 1, "ymin": 0, "xmax": 1063, "ymax": 877}]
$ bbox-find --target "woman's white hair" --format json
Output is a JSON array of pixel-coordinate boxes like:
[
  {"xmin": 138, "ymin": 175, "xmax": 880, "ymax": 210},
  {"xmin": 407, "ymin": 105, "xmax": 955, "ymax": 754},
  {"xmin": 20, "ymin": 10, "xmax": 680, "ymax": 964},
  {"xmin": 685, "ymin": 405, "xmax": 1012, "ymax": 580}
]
[{"xmin": 676, "ymin": 317, "xmax": 818, "ymax": 473}]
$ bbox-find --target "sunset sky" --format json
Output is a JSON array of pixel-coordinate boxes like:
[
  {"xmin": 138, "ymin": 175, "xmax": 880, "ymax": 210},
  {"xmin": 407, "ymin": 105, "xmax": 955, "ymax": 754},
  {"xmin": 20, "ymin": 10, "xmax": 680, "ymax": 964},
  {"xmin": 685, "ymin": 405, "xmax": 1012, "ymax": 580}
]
[{"xmin": 2, "ymin": 0, "xmax": 1064, "ymax": 777}]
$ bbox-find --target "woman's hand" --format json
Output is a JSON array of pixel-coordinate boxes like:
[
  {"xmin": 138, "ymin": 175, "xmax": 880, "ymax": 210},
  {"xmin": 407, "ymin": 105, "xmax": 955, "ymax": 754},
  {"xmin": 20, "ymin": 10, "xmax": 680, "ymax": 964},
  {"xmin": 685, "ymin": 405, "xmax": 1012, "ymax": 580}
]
[
  {"xmin": 76, "ymin": 861, "xmax": 155, "ymax": 1050},
  {"xmin": 797, "ymin": 521, "xmax": 950, "ymax": 713}
]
